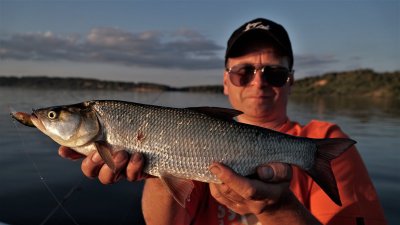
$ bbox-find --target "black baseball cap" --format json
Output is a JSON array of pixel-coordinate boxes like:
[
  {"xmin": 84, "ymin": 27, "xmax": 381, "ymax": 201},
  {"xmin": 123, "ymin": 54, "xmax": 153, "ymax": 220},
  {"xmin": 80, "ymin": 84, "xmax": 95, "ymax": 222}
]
[{"xmin": 225, "ymin": 18, "xmax": 294, "ymax": 70}]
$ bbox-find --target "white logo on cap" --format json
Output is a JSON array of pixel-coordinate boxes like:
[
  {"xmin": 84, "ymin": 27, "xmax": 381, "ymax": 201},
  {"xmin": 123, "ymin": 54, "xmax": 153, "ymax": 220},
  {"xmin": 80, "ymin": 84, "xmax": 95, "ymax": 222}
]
[{"xmin": 244, "ymin": 22, "xmax": 270, "ymax": 32}]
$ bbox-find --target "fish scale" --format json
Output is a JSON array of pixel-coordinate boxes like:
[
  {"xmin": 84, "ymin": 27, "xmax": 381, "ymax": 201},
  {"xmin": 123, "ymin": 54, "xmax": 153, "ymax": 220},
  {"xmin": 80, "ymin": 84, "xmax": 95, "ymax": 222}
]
[
  {"xmin": 91, "ymin": 100, "xmax": 315, "ymax": 183},
  {"xmin": 12, "ymin": 99, "xmax": 356, "ymax": 206}
]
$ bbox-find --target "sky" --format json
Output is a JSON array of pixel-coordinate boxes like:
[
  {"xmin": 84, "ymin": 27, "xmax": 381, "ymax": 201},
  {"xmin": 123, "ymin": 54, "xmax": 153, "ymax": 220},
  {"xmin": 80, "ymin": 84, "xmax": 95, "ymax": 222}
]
[{"xmin": 0, "ymin": 0, "xmax": 399, "ymax": 86}]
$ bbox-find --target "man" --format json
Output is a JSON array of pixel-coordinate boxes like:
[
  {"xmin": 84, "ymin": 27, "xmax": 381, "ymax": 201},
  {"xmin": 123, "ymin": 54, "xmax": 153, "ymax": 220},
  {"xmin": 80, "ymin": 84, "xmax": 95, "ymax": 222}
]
[{"xmin": 60, "ymin": 18, "xmax": 386, "ymax": 224}]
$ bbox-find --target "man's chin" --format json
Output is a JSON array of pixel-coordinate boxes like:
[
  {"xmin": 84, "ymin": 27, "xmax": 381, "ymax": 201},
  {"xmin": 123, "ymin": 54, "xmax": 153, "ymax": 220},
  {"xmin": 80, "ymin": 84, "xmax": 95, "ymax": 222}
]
[
  {"xmin": 246, "ymin": 96, "xmax": 274, "ymax": 105},
  {"xmin": 241, "ymin": 106, "xmax": 273, "ymax": 118},
  {"xmin": 247, "ymin": 99, "xmax": 273, "ymax": 109}
]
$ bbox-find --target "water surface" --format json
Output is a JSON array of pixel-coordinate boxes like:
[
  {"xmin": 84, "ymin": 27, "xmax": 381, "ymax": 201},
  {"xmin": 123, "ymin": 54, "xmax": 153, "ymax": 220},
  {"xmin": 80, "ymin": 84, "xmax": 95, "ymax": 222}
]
[{"xmin": 1, "ymin": 88, "xmax": 398, "ymax": 224}]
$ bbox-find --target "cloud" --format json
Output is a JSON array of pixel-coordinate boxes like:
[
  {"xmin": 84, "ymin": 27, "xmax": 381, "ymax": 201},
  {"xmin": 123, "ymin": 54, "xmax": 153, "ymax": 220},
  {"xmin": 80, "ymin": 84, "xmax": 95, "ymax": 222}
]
[
  {"xmin": 295, "ymin": 54, "xmax": 339, "ymax": 68},
  {"xmin": 1, "ymin": 28, "xmax": 345, "ymax": 73},
  {"xmin": 0, "ymin": 27, "xmax": 224, "ymax": 70},
  {"xmin": 288, "ymin": 54, "xmax": 346, "ymax": 77}
]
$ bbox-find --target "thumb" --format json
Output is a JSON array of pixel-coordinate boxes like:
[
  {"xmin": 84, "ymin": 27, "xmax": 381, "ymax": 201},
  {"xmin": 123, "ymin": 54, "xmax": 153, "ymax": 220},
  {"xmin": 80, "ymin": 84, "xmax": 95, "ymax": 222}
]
[{"xmin": 257, "ymin": 163, "xmax": 292, "ymax": 182}]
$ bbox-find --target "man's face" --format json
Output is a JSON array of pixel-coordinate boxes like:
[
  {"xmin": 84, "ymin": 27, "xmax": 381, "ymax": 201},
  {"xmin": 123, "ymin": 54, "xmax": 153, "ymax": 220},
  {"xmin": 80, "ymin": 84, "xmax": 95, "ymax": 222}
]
[{"xmin": 223, "ymin": 48, "xmax": 293, "ymax": 122}]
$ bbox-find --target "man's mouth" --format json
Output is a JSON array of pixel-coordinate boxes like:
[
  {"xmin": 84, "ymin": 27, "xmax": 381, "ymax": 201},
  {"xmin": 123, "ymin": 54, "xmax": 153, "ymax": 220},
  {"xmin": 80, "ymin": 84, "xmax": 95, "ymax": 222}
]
[{"xmin": 247, "ymin": 93, "xmax": 274, "ymax": 99}]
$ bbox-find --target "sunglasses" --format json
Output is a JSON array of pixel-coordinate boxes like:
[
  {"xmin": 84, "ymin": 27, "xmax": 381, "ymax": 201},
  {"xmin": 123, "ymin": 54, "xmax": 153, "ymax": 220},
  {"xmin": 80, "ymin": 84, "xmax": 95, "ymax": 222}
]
[{"xmin": 226, "ymin": 64, "xmax": 292, "ymax": 87}]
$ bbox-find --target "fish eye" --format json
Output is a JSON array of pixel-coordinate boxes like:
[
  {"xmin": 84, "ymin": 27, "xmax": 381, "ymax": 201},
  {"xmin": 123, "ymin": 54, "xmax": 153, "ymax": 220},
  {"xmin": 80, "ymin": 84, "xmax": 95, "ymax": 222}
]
[{"xmin": 47, "ymin": 111, "xmax": 58, "ymax": 120}]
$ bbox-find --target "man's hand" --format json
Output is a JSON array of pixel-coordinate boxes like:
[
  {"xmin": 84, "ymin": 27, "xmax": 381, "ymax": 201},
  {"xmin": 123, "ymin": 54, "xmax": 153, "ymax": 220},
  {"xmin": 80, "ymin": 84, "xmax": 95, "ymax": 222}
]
[
  {"xmin": 58, "ymin": 146, "xmax": 147, "ymax": 184},
  {"xmin": 209, "ymin": 162, "xmax": 292, "ymax": 215}
]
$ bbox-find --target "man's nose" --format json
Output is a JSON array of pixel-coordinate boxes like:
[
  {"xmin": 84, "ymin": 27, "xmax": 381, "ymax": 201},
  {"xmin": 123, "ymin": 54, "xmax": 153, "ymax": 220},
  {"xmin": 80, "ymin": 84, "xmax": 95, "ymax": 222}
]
[{"xmin": 250, "ymin": 69, "xmax": 267, "ymax": 87}]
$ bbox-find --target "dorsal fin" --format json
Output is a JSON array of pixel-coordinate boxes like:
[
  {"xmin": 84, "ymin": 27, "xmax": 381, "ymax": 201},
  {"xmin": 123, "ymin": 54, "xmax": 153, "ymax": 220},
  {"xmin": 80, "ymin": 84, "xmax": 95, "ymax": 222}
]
[{"xmin": 186, "ymin": 107, "xmax": 242, "ymax": 121}]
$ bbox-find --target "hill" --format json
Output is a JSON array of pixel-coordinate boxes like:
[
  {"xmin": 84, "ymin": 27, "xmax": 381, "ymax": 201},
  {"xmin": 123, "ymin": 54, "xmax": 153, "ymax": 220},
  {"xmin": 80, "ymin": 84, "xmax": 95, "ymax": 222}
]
[
  {"xmin": 292, "ymin": 69, "xmax": 400, "ymax": 98},
  {"xmin": 1, "ymin": 69, "xmax": 399, "ymax": 98},
  {"xmin": 0, "ymin": 76, "xmax": 223, "ymax": 93}
]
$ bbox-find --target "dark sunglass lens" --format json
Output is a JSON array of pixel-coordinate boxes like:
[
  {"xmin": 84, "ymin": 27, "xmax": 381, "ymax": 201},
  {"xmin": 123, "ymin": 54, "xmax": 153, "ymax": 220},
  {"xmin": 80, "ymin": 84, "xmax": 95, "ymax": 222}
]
[
  {"xmin": 240, "ymin": 66, "xmax": 255, "ymax": 85},
  {"xmin": 229, "ymin": 65, "xmax": 255, "ymax": 86},
  {"xmin": 263, "ymin": 67, "xmax": 289, "ymax": 87}
]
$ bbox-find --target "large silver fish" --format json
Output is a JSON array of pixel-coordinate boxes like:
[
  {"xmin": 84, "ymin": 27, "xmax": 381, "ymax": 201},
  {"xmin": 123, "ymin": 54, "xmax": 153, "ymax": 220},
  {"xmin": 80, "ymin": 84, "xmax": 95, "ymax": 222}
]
[{"xmin": 12, "ymin": 100, "xmax": 356, "ymax": 207}]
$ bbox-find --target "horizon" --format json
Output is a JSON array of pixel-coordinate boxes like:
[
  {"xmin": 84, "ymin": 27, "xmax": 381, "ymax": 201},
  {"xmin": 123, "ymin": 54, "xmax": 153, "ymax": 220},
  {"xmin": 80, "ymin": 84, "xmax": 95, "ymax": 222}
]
[
  {"xmin": 1, "ymin": 0, "xmax": 399, "ymax": 86},
  {"xmin": 2, "ymin": 68, "xmax": 396, "ymax": 87}
]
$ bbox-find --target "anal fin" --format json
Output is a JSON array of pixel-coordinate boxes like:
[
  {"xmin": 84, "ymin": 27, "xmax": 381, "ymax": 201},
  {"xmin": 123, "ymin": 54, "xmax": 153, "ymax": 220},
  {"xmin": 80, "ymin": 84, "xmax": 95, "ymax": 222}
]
[{"xmin": 159, "ymin": 172, "xmax": 194, "ymax": 208}]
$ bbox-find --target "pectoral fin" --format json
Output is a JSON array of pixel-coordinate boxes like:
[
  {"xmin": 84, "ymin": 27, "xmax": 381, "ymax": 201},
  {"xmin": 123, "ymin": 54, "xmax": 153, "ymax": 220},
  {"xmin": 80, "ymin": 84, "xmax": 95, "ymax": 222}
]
[
  {"xmin": 159, "ymin": 172, "xmax": 194, "ymax": 208},
  {"xmin": 94, "ymin": 141, "xmax": 116, "ymax": 173}
]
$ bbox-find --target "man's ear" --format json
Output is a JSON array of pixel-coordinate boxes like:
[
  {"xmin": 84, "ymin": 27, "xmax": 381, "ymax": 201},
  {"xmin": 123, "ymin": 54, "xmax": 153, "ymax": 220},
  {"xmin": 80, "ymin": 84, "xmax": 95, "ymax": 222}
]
[{"xmin": 223, "ymin": 71, "xmax": 229, "ymax": 96}]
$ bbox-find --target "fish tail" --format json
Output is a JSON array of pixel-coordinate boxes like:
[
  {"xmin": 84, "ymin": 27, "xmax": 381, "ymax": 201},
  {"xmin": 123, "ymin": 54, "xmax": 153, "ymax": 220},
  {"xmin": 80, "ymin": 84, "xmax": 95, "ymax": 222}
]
[{"xmin": 306, "ymin": 138, "xmax": 356, "ymax": 206}]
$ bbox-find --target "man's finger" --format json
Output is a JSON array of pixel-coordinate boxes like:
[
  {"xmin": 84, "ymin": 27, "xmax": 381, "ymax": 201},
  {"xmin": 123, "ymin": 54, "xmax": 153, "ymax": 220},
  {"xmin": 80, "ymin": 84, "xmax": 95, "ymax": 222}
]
[
  {"xmin": 210, "ymin": 162, "xmax": 291, "ymax": 201},
  {"xmin": 218, "ymin": 183, "xmax": 246, "ymax": 202},
  {"xmin": 81, "ymin": 151, "xmax": 104, "ymax": 178},
  {"xmin": 58, "ymin": 146, "xmax": 85, "ymax": 160},
  {"xmin": 209, "ymin": 183, "xmax": 237, "ymax": 206},
  {"xmin": 210, "ymin": 183, "xmax": 249, "ymax": 214},
  {"xmin": 126, "ymin": 152, "xmax": 146, "ymax": 181},
  {"xmin": 209, "ymin": 163, "xmax": 256, "ymax": 198},
  {"xmin": 98, "ymin": 151, "xmax": 129, "ymax": 184},
  {"xmin": 210, "ymin": 162, "xmax": 246, "ymax": 187}
]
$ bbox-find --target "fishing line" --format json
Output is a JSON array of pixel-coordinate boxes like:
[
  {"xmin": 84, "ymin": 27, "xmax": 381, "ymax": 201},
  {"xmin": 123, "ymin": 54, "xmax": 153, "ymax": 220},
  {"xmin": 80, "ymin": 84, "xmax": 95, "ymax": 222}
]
[
  {"xmin": 39, "ymin": 177, "xmax": 84, "ymax": 225},
  {"xmin": 149, "ymin": 91, "xmax": 165, "ymax": 105},
  {"xmin": 10, "ymin": 109, "xmax": 80, "ymax": 225}
]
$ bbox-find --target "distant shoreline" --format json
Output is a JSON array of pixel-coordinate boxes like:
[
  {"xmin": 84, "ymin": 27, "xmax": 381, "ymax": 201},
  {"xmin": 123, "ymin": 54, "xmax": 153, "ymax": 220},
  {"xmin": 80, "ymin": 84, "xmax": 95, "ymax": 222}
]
[
  {"xmin": 0, "ymin": 76, "xmax": 223, "ymax": 93},
  {"xmin": 1, "ymin": 69, "xmax": 399, "ymax": 98}
]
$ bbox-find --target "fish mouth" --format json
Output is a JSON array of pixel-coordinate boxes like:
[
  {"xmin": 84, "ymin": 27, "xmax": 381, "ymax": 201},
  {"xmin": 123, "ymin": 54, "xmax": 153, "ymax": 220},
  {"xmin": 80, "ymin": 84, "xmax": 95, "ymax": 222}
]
[
  {"xmin": 11, "ymin": 111, "xmax": 35, "ymax": 127},
  {"xmin": 30, "ymin": 111, "xmax": 46, "ymax": 131}
]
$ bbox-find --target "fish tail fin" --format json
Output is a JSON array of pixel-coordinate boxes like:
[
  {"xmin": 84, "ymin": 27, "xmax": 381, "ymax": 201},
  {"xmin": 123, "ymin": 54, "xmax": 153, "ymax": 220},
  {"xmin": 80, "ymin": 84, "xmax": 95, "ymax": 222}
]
[{"xmin": 306, "ymin": 138, "xmax": 356, "ymax": 206}]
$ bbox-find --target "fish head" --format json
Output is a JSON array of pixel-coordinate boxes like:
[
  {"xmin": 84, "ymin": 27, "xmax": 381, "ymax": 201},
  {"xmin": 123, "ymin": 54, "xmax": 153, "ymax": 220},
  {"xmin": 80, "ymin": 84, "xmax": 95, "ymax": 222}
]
[{"xmin": 31, "ymin": 102, "xmax": 100, "ymax": 147}]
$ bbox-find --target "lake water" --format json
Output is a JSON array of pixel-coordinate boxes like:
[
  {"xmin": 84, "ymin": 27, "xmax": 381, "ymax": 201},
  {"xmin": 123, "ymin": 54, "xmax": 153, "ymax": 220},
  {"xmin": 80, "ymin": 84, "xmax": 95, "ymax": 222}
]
[{"xmin": 0, "ymin": 87, "xmax": 399, "ymax": 225}]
